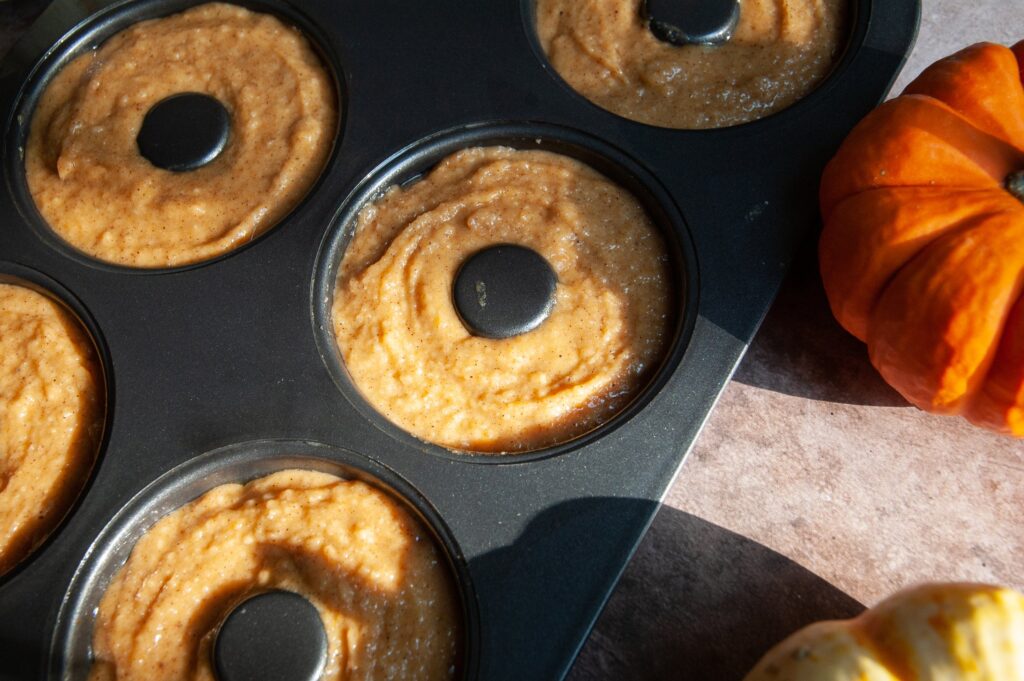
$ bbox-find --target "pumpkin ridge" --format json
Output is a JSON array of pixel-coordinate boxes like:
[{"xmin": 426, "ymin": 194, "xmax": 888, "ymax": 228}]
[
  {"xmin": 907, "ymin": 94, "xmax": 1024, "ymax": 182},
  {"xmin": 903, "ymin": 42, "xmax": 1024, "ymax": 150},
  {"xmin": 819, "ymin": 95, "xmax": 1024, "ymax": 217},
  {"xmin": 824, "ymin": 184, "xmax": 1012, "ymax": 223},
  {"xmin": 821, "ymin": 188, "xmax": 1020, "ymax": 340},
  {"xmin": 868, "ymin": 210, "xmax": 1024, "ymax": 412},
  {"xmin": 964, "ymin": 282, "xmax": 1024, "ymax": 433},
  {"xmin": 937, "ymin": 220, "xmax": 1024, "ymax": 411},
  {"xmin": 863, "ymin": 208, "xmax": 1006, "ymax": 345},
  {"xmin": 853, "ymin": 615, "xmax": 917, "ymax": 680}
]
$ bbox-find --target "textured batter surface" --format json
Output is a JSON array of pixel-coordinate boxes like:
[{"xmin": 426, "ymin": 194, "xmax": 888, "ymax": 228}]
[
  {"xmin": 0, "ymin": 283, "xmax": 103, "ymax": 575},
  {"xmin": 333, "ymin": 147, "xmax": 673, "ymax": 453},
  {"xmin": 89, "ymin": 470, "xmax": 461, "ymax": 681},
  {"xmin": 25, "ymin": 2, "xmax": 336, "ymax": 267},
  {"xmin": 536, "ymin": 0, "xmax": 846, "ymax": 129}
]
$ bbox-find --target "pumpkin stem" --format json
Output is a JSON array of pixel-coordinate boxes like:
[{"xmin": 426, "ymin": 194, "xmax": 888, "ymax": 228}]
[{"xmin": 1006, "ymin": 170, "xmax": 1024, "ymax": 203}]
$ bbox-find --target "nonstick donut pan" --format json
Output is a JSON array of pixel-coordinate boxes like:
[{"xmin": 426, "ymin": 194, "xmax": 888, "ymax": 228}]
[{"xmin": 0, "ymin": 0, "xmax": 919, "ymax": 678}]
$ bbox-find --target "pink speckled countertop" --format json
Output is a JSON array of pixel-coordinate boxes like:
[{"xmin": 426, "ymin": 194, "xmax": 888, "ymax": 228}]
[{"xmin": 570, "ymin": 3, "xmax": 1024, "ymax": 680}]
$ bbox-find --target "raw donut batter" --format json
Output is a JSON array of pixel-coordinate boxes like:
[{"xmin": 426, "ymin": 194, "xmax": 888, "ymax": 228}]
[
  {"xmin": 0, "ymin": 283, "xmax": 103, "ymax": 575},
  {"xmin": 25, "ymin": 2, "xmax": 336, "ymax": 267},
  {"xmin": 89, "ymin": 470, "xmax": 461, "ymax": 681},
  {"xmin": 333, "ymin": 147, "xmax": 674, "ymax": 453},
  {"xmin": 536, "ymin": 0, "xmax": 847, "ymax": 128}
]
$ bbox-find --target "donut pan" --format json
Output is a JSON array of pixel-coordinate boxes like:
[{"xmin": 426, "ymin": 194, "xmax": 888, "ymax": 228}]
[{"xmin": 0, "ymin": 0, "xmax": 919, "ymax": 679}]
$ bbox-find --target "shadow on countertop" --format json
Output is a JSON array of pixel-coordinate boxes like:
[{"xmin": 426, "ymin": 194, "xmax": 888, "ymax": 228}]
[
  {"xmin": 732, "ymin": 239, "xmax": 907, "ymax": 408},
  {"xmin": 568, "ymin": 504, "xmax": 864, "ymax": 681},
  {"xmin": 466, "ymin": 495, "xmax": 863, "ymax": 681}
]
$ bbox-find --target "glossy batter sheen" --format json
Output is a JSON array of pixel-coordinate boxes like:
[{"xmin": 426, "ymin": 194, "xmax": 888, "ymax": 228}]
[
  {"xmin": 0, "ymin": 284, "xmax": 103, "ymax": 575},
  {"xmin": 89, "ymin": 470, "xmax": 460, "ymax": 681},
  {"xmin": 536, "ymin": 0, "xmax": 846, "ymax": 129},
  {"xmin": 25, "ymin": 2, "xmax": 336, "ymax": 267},
  {"xmin": 334, "ymin": 147, "xmax": 673, "ymax": 453}
]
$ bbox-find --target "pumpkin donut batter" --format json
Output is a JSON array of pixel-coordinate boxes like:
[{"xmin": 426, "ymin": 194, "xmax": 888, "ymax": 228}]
[
  {"xmin": 333, "ymin": 147, "xmax": 673, "ymax": 453},
  {"xmin": 24, "ymin": 2, "xmax": 336, "ymax": 267},
  {"xmin": 0, "ymin": 283, "xmax": 104, "ymax": 576},
  {"xmin": 536, "ymin": 0, "xmax": 847, "ymax": 129},
  {"xmin": 89, "ymin": 470, "xmax": 461, "ymax": 681}
]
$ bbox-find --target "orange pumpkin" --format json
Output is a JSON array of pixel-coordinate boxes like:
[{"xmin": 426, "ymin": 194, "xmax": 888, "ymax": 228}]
[{"xmin": 819, "ymin": 41, "xmax": 1024, "ymax": 436}]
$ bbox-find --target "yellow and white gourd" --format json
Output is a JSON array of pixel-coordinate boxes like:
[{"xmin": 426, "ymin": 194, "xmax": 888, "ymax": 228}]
[{"xmin": 744, "ymin": 583, "xmax": 1024, "ymax": 681}]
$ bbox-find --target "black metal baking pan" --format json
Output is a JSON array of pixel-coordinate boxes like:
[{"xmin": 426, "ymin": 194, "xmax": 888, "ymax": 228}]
[{"xmin": 0, "ymin": 0, "xmax": 919, "ymax": 678}]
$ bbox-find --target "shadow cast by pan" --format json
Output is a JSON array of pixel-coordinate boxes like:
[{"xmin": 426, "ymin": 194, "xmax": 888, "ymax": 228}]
[
  {"xmin": 570, "ymin": 504, "xmax": 864, "ymax": 681},
  {"xmin": 469, "ymin": 496, "xmax": 861, "ymax": 681},
  {"xmin": 732, "ymin": 239, "xmax": 907, "ymax": 408}
]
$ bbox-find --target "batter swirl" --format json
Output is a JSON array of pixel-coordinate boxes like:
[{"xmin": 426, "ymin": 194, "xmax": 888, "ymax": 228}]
[
  {"xmin": 89, "ymin": 470, "xmax": 460, "ymax": 681},
  {"xmin": 333, "ymin": 147, "xmax": 673, "ymax": 453},
  {"xmin": 536, "ymin": 0, "xmax": 846, "ymax": 129},
  {"xmin": 25, "ymin": 3, "xmax": 336, "ymax": 267}
]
